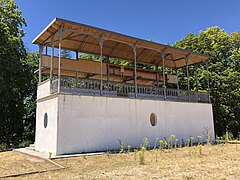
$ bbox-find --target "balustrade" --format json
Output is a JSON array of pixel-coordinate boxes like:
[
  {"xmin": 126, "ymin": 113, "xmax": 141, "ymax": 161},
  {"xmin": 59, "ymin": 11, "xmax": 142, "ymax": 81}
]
[{"xmin": 50, "ymin": 76, "xmax": 209, "ymax": 103}]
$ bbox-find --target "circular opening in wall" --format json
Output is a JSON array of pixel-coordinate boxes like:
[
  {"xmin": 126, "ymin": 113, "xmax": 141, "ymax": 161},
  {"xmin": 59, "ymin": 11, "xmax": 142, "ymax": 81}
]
[
  {"xmin": 44, "ymin": 113, "xmax": 48, "ymax": 128},
  {"xmin": 150, "ymin": 113, "xmax": 157, "ymax": 126}
]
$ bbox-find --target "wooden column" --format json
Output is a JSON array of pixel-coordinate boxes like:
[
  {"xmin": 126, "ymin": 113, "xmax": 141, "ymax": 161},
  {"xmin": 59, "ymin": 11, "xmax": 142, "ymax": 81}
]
[
  {"xmin": 160, "ymin": 51, "xmax": 166, "ymax": 100},
  {"xmin": 106, "ymin": 56, "xmax": 110, "ymax": 82},
  {"xmin": 195, "ymin": 64, "xmax": 198, "ymax": 93},
  {"xmin": 133, "ymin": 45, "xmax": 137, "ymax": 98},
  {"xmin": 38, "ymin": 45, "xmax": 43, "ymax": 84},
  {"xmin": 99, "ymin": 37, "xmax": 104, "ymax": 96},
  {"xmin": 185, "ymin": 56, "xmax": 190, "ymax": 101},
  {"xmin": 176, "ymin": 68, "xmax": 179, "ymax": 96},
  {"xmin": 76, "ymin": 51, "xmax": 78, "ymax": 60},
  {"xmin": 50, "ymin": 33, "xmax": 54, "ymax": 81},
  {"xmin": 156, "ymin": 65, "xmax": 159, "ymax": 86},
  {"xmin": 58, "ymin": 26, "xmax": 63, "ymax": 93},
  {"xmin": 205, "ymin": 60, "xmax": 211, "ymax": 103},
  {"xmin": 76, "ymin": 71, "xmax": 79, "ymax": 88}
]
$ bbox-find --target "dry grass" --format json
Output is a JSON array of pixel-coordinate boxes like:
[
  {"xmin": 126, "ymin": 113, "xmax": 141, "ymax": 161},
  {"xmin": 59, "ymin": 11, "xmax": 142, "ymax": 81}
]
[
  {"xmin": 1, "ymin": 144, "xmax": 240, "ymax": 180},
  {"xmin": 0, "ymin": 151, "xmax": 56, "ymax": 177}
]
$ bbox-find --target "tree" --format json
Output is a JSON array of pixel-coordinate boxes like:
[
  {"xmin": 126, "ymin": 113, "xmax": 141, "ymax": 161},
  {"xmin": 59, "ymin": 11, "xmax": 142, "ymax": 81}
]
[
  {"xmin": 61, "ymin": 49, "xmax": 72, "ymax": 59},
  {"xmin": 21, "ymin": 51, "xmax": 39, "ymax": 142},
  {"xmin": 173, "ymin": 27, "xmax": 240, "ymax": 138},
  {"xmin": 0, "ymin": 0, "xmax": 33, "ymax": 146}
]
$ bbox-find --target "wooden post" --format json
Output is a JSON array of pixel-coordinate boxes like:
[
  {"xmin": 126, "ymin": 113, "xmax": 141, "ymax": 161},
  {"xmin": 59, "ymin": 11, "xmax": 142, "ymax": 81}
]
[
  {"xmin": 195, "ymin": 64, "xmax": 198, "ymax": 93},
  {"xmin": 50, "ymin": 33, "xmax": 54, "ymax": 82},
  {"xmin": 156, "ymin": 65, "xmax": 159, "ymax": 87},
  {"xmin": 58, "ymin": 26, "xmax": 63, "ymax": 93},
  {"xmin": 133, "ymin": 45, "xmax": 137, "ymax": 98},
  {"xmin": 205, "ymin": 60, "xmax": 211, "ymax": 103},
  {"xmin": 185, "ymin": 56, "xmax": 190, "ymax": 101},
  {"xmin": 106, "ymin": 56, "xmax": 110, "ymax": 82},
  {"xmin": 160, "ymin": 51, "xmax": 166, "ymax": 100},
  {"xmin": 76, "ymin": 71, "xmax": 78, "ymax": 88},
  {"xmin": 176, "ymin": 68, "xmax": 179, "ymax": 96},
  {"xmin": 38, "ymin": 45, "xmax": 43, "ymax": 84},
  {"xmin": 76, "ymin": 51, "xmax": 78, "ymax": 60},
  {"xmin": 99, "ymin": 37, "xmax": 104, "ymax": 96},
  {"xmin": 45, "ymin": 46, "xmax": 48, "ymax": 56}
]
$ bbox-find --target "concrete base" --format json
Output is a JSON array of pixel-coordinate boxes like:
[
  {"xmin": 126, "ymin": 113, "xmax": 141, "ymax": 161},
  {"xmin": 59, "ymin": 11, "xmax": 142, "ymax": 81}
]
[
  {"xmin": 14, "ymin": 148, "xmax": 104, "ymax": 159},
  {"xmin": 35, "ymin": 82, "xmax": 215, "ymax": 155}
]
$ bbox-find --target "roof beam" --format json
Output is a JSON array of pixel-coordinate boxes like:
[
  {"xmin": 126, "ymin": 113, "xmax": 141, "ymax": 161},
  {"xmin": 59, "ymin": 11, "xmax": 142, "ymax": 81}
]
[
  {"xmin": 136, "ymin": 48, "xmax": 147, "ymax": 59},
  {"xmin": 107, "ymin": 42, "xmax": 120, "ymax": 56},
  {"xmin": 42, "ymin": 32, "xmax": 84, "ymax": 46},
  {"xmin": 41, "ymin": 29, "xmax": 58, "ymax": 45},
  {"xmin": 77, "ymin": 35, "xmax": 88, "ymax": 51}
]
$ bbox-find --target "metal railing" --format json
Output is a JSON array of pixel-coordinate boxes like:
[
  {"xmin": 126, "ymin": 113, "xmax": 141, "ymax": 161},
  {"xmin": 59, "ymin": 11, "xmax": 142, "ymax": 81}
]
[{"xmin": 50, "ymin": 76, "xmax": 210, "ymax": 103}]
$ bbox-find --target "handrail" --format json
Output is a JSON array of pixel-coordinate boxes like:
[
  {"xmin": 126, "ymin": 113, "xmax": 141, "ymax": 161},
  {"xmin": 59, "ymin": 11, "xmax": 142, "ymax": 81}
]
[{"xmin": 50, "ymin": 76, "xmax": 210, "ymax": 103}]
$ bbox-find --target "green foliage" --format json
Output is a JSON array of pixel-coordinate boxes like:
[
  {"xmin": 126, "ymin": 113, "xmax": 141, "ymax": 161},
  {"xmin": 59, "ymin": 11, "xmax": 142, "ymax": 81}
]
[
  {"xmin": 138, "ymin": 138, "xmax": 149, "ymax": 165},
  {"xmin": 142, "ymin": 138, "xmax": 149, "ymax": 149},
  {"xmin": 139, "ymin": 146, "xmax": 146, "ymax": 165},
  {"xmin": 0, "ymin": 0, "xmax": 33, "ymax": 147},
  {"xmin": 197, "ymin": 136, "xmax": 202, "ymax": 145},
  {"xmin": 159, "ymin": 140, "xmax": 164, "ymax": 150},
  {"xmin": 118, "ymin": 139, "xmax": 125, "ymax": 153},
  {"xmin": 134, "ymin": 149, "xmax": 138, "ymax": 161},
  {"xmin": 168, "ymin": 135, "xmax": 176, "ymax": 149},
  {"xmin": 173, "ymin": 27, "xmax": 240, "ymax": 138},
  {"xmin": 61, "ymin": 49, "xmax": 72, "ymax": 59},
  {"xmin": 203, "ymin": 127, "xmax": 212, "ymax": 144},
  {"xmin": 127, "ymin": 145, "xmax": 131, "ymax": 153}
]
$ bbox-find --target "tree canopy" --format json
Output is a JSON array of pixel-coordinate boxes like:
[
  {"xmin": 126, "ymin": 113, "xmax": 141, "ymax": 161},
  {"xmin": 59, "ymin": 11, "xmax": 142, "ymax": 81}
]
[
  {"xmin": 0, "ymin": 0, "xmax": 36, "ymax": 147},
  {"xmin": 173, "ymin": 27, "xmax": 240, "ymax": 138}
]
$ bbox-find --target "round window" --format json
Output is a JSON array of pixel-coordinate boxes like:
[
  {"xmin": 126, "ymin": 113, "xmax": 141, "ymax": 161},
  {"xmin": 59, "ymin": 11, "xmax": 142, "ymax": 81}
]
[
  {"xmin": 150, "ymin": 113, "xmax": 157, "ymax": 126},
  {"xmin": 44, "ymin": 113, "xmax": 48, "ymax": 128}
]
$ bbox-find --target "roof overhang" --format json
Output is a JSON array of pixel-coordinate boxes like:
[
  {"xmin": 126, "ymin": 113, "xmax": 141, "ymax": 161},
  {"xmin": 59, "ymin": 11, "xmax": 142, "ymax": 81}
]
[{"xmin": 33, "ymin": 18, "xmax": 211, "ymax": 68}]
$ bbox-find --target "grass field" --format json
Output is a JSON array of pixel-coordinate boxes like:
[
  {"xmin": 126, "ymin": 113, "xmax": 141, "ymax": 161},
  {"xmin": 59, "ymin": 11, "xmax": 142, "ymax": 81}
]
[{"xmin": 0, "ymin": 143, "xmax": 239, "ymax": 179}]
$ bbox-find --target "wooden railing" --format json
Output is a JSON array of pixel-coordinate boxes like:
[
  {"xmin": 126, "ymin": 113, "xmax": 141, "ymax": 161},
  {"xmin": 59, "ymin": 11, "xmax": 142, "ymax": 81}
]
[{"xmin": 50, "ymin": 77, "xmax": 210, "ymax": 103}]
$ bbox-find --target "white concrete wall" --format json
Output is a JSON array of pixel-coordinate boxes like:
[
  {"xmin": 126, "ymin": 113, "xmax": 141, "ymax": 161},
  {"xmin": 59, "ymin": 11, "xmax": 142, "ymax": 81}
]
[
  {"xmin": 56, "ymin": 94, "xmax": 215, "ymax": 155},
  {"xmin": 37, "ymin": 80, "xmax": 51, "ymax": 99},
  {"xmin": 35, "ymin": 96, "xmax": 58, "ymax": 154}
]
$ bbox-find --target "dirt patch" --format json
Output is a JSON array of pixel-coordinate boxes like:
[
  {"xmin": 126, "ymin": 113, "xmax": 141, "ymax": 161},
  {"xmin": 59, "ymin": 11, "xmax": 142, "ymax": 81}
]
[{"xmin": 1, "ymin": 144, "xmax": 240, "ymax": 179}]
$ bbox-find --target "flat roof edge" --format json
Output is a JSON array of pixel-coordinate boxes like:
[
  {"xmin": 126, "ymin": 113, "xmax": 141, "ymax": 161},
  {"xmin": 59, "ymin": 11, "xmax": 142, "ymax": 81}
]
[{"xmin": 32, "ymin": 18, "xmax": 57, "ymax": 44}]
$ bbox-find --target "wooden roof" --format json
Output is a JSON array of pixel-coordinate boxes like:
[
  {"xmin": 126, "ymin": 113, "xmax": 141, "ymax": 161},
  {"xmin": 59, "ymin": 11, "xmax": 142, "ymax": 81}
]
[{"xmin": 33, "ymin": 18, "xmax": 211, "ymax": 68}]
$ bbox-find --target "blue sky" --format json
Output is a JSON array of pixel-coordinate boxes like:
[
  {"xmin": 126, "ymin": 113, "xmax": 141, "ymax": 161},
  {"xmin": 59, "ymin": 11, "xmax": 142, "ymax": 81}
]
[{"xmin": 15, "ymin": 0, "xmax": 240, "ymax": 52}]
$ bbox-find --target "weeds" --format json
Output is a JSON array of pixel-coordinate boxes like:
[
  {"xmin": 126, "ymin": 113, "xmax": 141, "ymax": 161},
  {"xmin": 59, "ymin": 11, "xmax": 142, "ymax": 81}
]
[
  {"xmin": 154, "ymin": 138, "xmax": 159, "ymax": 150},
  {"xmin": 139, "ymin": 138, "xmax": 148, "ymax": 165},
  {"xmin": 106, "ymin": 148, "xmax": 110, "ymax": 158},
  {"xmin": 118, "ymin": 139, "xmax": 125, "ymax": 153},
  {"xmin": 142, "ymin": 138, "xmax": 149, "ymax": 148},
  {"xmin": 127, "ymin": 145, "xmax": 131, "ymax": 153},
  {"xmin": 189, "ymin": 136, "xmax": 194, "ymax": 147},
  {"xmin": 167, "ymin": 135, "xmax": 176, "ymax": 149},
  {"xmin": 197, "ymin": 136, "xmax": 202, "ymax": 145},
  {"xmin": 134, "ymin": 149, "xmax": 138, "ymax": 161},
  {"xmin": 203, "ymin": 127, "xmax": 212, "ymax": 145},
  {"xmin": 159, "ymin": 140, "xmax": 164, "ymax": 150},
  {"xmin": 198, "ymin": 144, "xmax": 203, "ymax": 155},
  {"xmin": 139, "ymin": 146, "xmax": 146, "ymax": 165},
  {"xmin": 0, "ymin": 143, "xmax": 8, "ymax": 151},
  {"xmin": 48, "ymin": 152, "xmax": 52, "ymax": 159}
]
